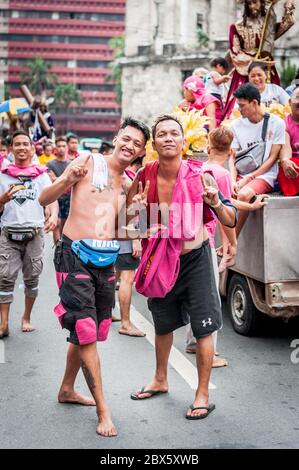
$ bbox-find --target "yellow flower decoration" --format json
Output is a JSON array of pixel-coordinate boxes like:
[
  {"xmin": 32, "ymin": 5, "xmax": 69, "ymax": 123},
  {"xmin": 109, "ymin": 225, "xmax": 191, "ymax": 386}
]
[
  {"xmin": 223, "ymin": 102, "xmax": 291, "ymax": 127},
  {"xmin": 261, "ymin": 102, "xmax": 291, "ymax": 119}
]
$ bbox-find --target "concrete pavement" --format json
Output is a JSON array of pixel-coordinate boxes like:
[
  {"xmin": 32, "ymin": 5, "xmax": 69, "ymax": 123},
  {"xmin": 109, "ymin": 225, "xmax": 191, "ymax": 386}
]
[{"xmin": 0, "ymin": 235, "xmax": 298, "ymax": 449}]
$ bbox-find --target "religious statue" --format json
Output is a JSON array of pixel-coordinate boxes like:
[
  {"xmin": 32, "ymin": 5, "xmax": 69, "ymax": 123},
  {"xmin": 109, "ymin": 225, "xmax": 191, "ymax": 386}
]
[{"xmin": 223, "ymin": 0, "xmax": 296, "ymax": 118}]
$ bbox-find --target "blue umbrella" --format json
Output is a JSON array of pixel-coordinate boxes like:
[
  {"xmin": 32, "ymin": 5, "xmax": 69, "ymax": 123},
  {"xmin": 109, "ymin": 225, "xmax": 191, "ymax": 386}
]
[{"xmin": 0, "ymin": 98, "xmax": 30, "ymax": 115}]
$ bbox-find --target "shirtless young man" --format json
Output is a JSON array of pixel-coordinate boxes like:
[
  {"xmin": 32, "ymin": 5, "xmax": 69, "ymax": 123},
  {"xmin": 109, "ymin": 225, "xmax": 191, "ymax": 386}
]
[
  {"xmin": 129, "ymin": 115, "xmax": 237, "ymax": 420},
  {"xmin": 39, "ymin": 118, "xmax": 150, "ymax": 437}
]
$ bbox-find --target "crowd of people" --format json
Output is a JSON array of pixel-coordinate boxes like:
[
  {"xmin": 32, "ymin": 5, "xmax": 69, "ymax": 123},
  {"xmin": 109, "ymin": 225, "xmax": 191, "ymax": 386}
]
[{"xmin": 0, "ymin": 0, "xmax": 298, "ymax": 441}]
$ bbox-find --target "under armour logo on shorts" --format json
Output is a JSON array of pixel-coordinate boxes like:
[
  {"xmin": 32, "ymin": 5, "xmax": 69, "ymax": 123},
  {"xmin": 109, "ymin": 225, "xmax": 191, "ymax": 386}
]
[{"xmin": 202, "ymin": 318, "xmax": 212, "ymax": 328}]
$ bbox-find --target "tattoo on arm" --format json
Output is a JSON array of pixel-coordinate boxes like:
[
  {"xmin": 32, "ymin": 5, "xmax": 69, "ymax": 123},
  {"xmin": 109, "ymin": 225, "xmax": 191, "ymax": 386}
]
[{"xmin": 81, "ymin": 360, "xmax": 96, "ymax": 392}]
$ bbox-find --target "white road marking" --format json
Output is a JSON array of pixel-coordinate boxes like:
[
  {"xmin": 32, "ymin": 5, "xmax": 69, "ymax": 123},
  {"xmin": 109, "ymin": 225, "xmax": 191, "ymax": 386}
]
[{"xmin": 116, "ymin": 302, "xmax": 216, "ymax": 390}]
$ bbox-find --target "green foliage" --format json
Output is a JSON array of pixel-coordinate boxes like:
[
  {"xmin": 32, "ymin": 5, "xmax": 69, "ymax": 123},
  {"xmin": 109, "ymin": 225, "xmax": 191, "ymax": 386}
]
[
  {"xmin": 280, "ymin": 59, "xmax": 297, "ymax": 88},
  {"xmin": 21, "ymin": 57, "xmax": 58, "ymax": 95},
  {"xmin": 197, "ymin": 29, "xmax": 209, "ymax": 49},
  {"xmin": 53, "ymin": 83, "xmax": 82, "ymax": 110},
  {"xmin": 106, "ymin": 36, "xmax": 125, "ymax": 105}
]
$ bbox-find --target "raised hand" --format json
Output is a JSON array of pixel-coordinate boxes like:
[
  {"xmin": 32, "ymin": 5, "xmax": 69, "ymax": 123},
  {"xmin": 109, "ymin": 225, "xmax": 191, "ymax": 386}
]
[
  {"xmin": 132, "ymin": 180, "xmax": 150, "ymax": 209},
  {"xmin": 0, "ymin": 185, "xmax": 24, "ymax": 206},
  {"xmin": 201, "ymin": 173, "xmax": 219, "ymax": 207},
  {"xmin": 65, "ymin": 154, "xmax": 91, "ymax": 185}
]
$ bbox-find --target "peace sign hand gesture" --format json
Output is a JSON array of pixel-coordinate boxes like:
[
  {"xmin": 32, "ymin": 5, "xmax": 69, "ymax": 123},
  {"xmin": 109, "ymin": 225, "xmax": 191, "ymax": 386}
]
[{"xmin": 132, "ymin": 180, "xmax": 150, "ymax": 209}]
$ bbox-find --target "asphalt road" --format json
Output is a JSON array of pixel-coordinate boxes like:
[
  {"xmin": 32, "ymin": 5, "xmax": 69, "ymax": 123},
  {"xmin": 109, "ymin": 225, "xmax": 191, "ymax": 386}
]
[{"xmin": 1, "ymin": 235, "xmax": 299, "ymax": 449}]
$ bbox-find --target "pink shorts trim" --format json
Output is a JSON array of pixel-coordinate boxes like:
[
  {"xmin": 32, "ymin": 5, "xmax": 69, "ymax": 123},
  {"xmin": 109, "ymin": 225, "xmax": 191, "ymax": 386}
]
[
  {"xmin": 56, "ymin": 272, "xmax": 69, "ymax": 288},
  {"xmin": 75, "ymin": 318, "xmax": 97, "ymax": 345},
  {"xmin": 54, "ymin": 302, "xmax": 67, "ymax": 327},
  {"xmin": 98, "ymin": 318, "xmax": 112, "ymax": 341},
  {"xmin": 239, "ymin": 178, "xmax": 272, "ymax": 195}
]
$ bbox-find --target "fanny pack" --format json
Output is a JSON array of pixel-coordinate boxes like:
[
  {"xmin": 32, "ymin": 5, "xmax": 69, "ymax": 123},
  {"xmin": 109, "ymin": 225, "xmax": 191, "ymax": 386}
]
[
  {"xmin": 3, "ymin": 227, "xmax": 40, "ymax": 242},
  {"xmin": 71, "ymin": 239, "xmax": 120, "ymax": 268},
  {"xmin": 235, "ymin": 113, "xmax": 270, "ymax": 176}
]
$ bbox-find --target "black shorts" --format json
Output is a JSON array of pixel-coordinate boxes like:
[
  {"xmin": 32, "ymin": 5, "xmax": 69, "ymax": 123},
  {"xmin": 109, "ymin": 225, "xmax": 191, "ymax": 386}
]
[
  {"xmin": 115, "ymin": 253, "xmax": 140, "ymax": 271},
  {"xmin": 58, "ymin": 196, "xmax": 70, "ymax": 220},
  {"xmin": 148, "ymin": 240, "xmax": 222, "ymax": 338},
  {"xmin": 53, "ymin": 235, "xmax": 116, "ymax": 345}
]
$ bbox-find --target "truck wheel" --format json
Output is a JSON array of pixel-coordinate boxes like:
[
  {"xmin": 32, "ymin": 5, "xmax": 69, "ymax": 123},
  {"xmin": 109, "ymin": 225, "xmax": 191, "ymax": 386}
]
[{"xmin": 227, "ymin": 274, "xmax": 263, "ymax": 336}]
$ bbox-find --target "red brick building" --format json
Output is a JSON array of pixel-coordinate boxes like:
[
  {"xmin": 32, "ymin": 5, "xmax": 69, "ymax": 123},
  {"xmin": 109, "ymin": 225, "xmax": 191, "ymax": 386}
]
[{"xmin": 0, "ymin": 0, "xmax": 126, "ymax": 138}]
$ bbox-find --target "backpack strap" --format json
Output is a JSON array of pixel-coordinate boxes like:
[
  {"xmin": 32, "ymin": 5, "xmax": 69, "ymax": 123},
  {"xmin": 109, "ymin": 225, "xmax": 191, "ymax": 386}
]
[{"xmin": 262, "ymin": 113, "xmax": 270, "ymax": 142}]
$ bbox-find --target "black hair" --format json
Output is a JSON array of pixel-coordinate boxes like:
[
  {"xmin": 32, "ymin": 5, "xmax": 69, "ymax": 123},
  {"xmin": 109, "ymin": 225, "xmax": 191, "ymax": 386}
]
[
  {"xmin": 12, "ymin": 131, "xmax": 32, "ymax": 144},
  {"xmin": 43, "ymin": 140, "xmax": 54, "ymax": 150},
  {"xmin": 120, "ymin": 117, "xmax": 150, "ymax": 144},
  {"xmin": 234, "ymin": 83, "xmax": 261, "ymax": 105},
  {"xmin": 243, "ymin": 0, "xmax": 266, "ymax": 26},
  {"xmin": 210, "ymin": 57, "xmax": 229, "ymax": 71},
  {"xmin": 152, "ymin": 114, "xmax": 184, "ymax": 140},
  {"xmin": 67, "ymin": 134, "xmax": 79, "ymax": 143},
  {"xmin": 99, "ymin": 141, "xmax": 114, "ymax": 153},
  {"xmin": 295, "ymin": 68, "xmax": 299, "ymax": 80},
  {"xmin": 56, "ymin": 136, "xmax": 67, "ymax": 145},
  {"xmin": 248, "ymin": 61, "xmax": 268, "ymax": 75},
  {"xmin": 131, "ymin": 156, "xmax": 144, "ymax": 166}
]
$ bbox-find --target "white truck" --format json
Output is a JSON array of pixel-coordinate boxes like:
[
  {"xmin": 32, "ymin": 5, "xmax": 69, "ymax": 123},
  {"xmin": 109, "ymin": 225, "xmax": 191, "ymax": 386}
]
[{"xmin": 219, "ymin": 195, "xmax": 299, "ymax": 336}]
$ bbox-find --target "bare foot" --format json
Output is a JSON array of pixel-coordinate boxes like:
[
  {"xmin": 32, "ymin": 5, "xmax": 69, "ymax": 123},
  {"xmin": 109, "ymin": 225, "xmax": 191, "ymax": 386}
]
[
  {"xmin": 0, "ymin": 324, "xmax": 9, "ymax": 339},
  {"xmin": 58, "ymin": 390, "xmax": 96, "ymax": 406},
  {"xmin": 96, "ymin": 414, "xmax": 118, "ymax": 437},
  {"xmin": 119, "ymin": 324, "xmax": 145, "ymax": 337},
  {"xmin": 212, "ymin": 355, "xmax": 228, "ymax": 368},
  {"xmin": 21, "ymin": 319, "xmax": 35, "ymax": 333}
]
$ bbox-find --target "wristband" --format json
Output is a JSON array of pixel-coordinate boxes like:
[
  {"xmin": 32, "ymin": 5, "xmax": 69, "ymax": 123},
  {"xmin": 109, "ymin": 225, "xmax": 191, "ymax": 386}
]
[{"xmin": 210, "ymin": 200, "xmax": 222, "ymax": 209}]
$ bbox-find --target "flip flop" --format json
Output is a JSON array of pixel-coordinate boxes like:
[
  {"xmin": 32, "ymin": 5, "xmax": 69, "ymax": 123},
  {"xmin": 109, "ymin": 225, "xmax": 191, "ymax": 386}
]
[
  {"xmin": 186, "ymin": 403, "xmax": 216, "ymax": 420},
  {"xmin": 212, "ymin": 357, "xmax": 228, "ymax": 368},
  {"xmin": 130, "ymin": 386, "xmax": 168, "ymax": 400}
]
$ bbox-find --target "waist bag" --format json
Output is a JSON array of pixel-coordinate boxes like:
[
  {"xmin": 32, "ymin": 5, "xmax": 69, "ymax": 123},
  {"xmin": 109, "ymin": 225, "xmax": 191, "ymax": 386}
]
[
  {"xmin": 3, "ymin": 227, "xmax": 40, "ymax": 242},
  {"xmin": 71, "ymin": 239, "xmax": 120, "ymax": 268},
  {"xmin": 235, "ymin": 113, "xmax": 270, "ymax": 176}
]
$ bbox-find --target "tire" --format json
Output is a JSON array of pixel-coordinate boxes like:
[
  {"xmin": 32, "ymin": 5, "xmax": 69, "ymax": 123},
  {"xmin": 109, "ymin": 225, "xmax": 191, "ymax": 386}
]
[{"xmin": 227, "ymin": 274, "xmax": 264, "ymax": 336}]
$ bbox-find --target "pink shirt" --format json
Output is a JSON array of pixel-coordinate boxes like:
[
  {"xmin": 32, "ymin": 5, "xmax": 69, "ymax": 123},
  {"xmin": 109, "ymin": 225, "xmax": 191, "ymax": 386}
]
[
  {"xmin": 189, "ymin": 95, "xmax": 222, "ymax": 128},
  {"xmin": 285, "ymin": 115, "xmax": 299, "ymax": 158},
  {"xmin": 203, "ymin": 162, "xmax": 233, "ymax": 248}
]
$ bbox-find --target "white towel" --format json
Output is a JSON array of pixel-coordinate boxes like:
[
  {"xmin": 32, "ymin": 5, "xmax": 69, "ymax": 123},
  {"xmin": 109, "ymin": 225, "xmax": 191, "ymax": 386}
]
[{"xmin": 92, "ymin": 153, "xmax": 108, "ymax": 191}]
